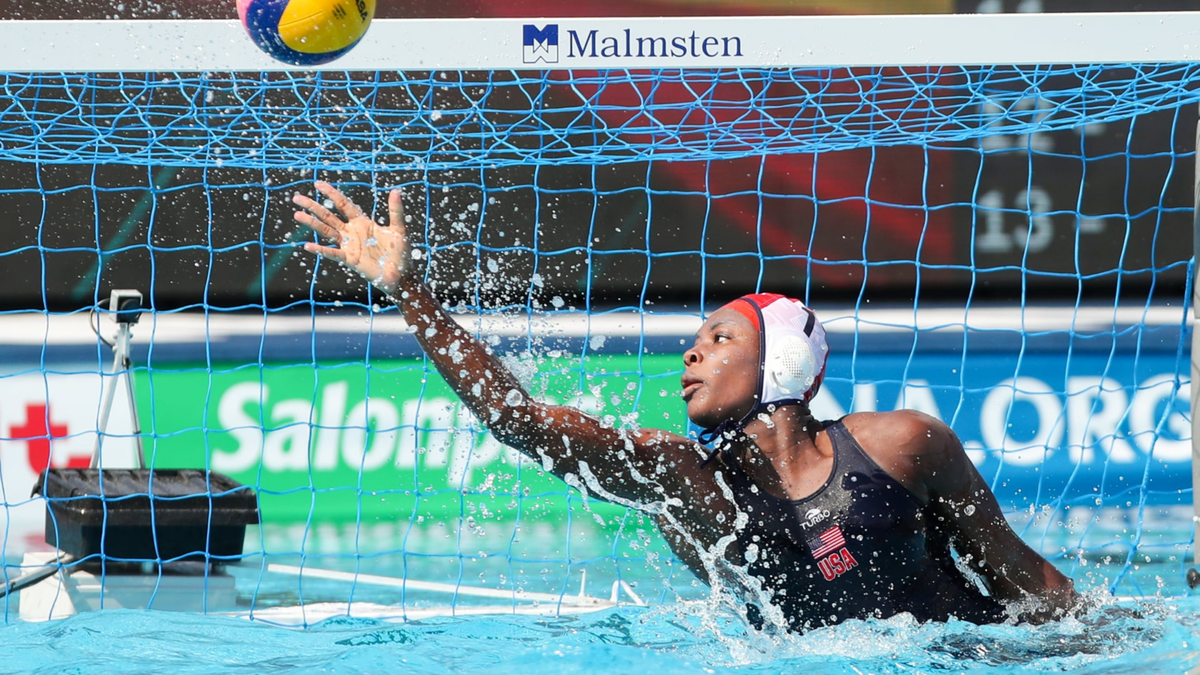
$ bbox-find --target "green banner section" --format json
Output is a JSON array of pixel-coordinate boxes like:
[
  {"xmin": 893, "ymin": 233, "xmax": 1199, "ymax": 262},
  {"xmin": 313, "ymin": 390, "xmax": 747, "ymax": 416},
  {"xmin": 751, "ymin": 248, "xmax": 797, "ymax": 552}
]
[{"xmin": 136, "ymin": 354, "xmax": 687, "ymax": 531}]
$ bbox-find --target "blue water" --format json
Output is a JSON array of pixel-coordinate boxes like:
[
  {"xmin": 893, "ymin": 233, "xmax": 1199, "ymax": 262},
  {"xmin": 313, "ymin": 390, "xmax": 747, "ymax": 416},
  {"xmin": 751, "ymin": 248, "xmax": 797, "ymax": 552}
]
[
  {"xmin": 4, "ymin": 517, "xmax": 1199, "ymax": 673},
  {"xmin": 2, "ymin": 594, "xmax": 1199, "ymax": 674}
]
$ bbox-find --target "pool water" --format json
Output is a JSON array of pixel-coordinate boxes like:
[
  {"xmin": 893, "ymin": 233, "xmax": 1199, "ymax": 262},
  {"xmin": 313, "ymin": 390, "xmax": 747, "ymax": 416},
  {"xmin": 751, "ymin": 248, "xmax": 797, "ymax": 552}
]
[
  {"xmin": 2, "ymin": 593, "xmax": 1198, "ymax": 674},
  {"xmin": 3, "ymin": 521, "xmax": 1198, "ymax": 673}
]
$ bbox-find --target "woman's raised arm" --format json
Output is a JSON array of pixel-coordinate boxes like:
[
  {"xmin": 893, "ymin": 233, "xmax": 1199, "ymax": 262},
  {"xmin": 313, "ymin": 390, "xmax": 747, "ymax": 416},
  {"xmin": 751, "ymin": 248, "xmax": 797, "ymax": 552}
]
[{"xmin": 292, "ymin": 182, "xmax": 730, "ymax": 533}]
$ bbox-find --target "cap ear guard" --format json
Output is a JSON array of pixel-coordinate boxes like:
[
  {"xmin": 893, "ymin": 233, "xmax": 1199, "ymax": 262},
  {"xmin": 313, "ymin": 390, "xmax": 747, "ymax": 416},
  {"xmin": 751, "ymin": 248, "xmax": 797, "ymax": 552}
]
[{"xmin": 766, "ymin": 334, "xmax": 818, "ymax": 396}]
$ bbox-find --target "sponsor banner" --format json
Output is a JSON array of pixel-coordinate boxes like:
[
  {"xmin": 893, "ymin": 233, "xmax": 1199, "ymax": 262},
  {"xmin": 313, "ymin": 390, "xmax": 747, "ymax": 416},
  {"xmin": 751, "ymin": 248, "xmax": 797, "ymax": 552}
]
[
  {"xmin": 135, "ymin": 355, "xmax": 680, "ymax": 527},
  {"xmin": 520, "ymin": 22, "xmax": 745, "ymax": 65},
  {"xmin": 0, "ymin": 350, "xmax": 1190, "ymax": 539},
  {"xmin": 811, "ymin": 352, "xmax": 1192, "ymax": 508}
]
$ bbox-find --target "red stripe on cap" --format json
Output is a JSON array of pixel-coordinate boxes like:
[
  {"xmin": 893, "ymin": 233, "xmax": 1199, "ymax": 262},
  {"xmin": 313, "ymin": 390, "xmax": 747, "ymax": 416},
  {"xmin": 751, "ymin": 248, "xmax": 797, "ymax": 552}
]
[
  {"xmin": 739, "ymin": 293, "xmax": 787, "ymax": 309},
  {"xmin": 727, "ymin": 293, "xmax": 790, "ymax": 330},
  {"xmin": 726, "ymin": 300, "xmax": 760, "ymax": 329}
]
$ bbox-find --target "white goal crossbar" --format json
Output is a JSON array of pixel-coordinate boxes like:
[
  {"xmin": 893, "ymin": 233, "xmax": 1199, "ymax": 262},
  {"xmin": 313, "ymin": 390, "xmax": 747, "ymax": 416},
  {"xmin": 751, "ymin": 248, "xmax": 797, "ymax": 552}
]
[{"xmin": 0, "ymin": 12, "xmax": 1198, "ymax": 72}]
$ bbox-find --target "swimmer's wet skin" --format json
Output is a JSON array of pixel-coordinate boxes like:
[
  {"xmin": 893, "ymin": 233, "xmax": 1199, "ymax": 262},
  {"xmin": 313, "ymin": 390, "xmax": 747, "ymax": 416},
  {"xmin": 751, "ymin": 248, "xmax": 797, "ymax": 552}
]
[{"xmin": 295, "ymin": 181, "xmax": 1079, "ymax": 631}]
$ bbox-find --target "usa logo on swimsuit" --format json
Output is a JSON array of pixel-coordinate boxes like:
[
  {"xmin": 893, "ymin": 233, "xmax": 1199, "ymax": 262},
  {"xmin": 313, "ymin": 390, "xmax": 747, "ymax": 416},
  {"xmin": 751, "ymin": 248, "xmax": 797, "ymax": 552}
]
[{"xmin": 807, "ymin": 525, "xmax": 859, "ymax": 581}]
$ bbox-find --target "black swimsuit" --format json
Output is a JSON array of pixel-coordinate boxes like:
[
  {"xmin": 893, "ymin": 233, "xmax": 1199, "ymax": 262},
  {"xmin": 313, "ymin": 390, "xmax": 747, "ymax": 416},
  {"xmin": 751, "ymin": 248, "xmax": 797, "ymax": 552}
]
[{"xmin": 720, "ymin": 420, "xmax": 1005, "ymax": 631}]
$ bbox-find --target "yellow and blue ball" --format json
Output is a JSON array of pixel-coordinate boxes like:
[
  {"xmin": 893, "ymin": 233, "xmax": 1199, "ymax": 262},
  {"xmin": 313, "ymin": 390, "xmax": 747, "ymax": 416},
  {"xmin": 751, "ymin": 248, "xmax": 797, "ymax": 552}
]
[{"xmin": 238, "ymin": 0, "xmax": 375, "ymax": 66}]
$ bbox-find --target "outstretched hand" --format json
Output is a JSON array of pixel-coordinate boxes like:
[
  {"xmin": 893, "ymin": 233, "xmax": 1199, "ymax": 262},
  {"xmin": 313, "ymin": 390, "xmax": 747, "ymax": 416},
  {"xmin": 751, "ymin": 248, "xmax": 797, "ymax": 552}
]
[{"xmin": 293, "ymin": 181, "xmax": 410, "ymax": 296}]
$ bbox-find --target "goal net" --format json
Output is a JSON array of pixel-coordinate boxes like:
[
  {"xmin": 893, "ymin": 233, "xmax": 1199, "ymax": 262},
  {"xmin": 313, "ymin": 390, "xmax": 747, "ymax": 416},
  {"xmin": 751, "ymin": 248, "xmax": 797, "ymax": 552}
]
[{"xmin": 0, "ymin": 12, "xmax": 1195, "ymax": 622}]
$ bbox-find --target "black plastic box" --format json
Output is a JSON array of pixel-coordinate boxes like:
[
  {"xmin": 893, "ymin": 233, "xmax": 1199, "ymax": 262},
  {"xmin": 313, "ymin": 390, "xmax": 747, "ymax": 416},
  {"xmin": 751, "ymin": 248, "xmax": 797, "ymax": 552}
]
[{"xmin": 33, "ymin": 469, "xmax": 260, "ymax": 563}]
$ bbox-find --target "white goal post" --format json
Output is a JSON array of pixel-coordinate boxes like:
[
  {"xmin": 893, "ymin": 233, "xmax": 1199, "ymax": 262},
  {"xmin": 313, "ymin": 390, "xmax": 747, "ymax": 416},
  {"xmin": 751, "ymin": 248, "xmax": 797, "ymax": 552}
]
[{"xmin": 1194, "ymin": 121, "xmax": 1200, "ymax": 563}]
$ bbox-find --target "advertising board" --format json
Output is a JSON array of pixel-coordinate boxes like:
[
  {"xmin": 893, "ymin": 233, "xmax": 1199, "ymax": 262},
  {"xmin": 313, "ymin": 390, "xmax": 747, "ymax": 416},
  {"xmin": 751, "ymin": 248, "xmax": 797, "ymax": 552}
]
[{"xmin": 1, "ymin": 349, "xmax": 1188, "ymax": 541}]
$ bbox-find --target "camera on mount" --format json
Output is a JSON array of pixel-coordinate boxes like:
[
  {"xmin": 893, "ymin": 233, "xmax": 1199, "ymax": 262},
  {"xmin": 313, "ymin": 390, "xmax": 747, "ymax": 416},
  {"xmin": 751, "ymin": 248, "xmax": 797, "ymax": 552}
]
[
  {"xmin": 109, "ymin": 289, "xmax": 143, "ymax": 325},
  {"xmin": 27, "ymin": 285, "xmax": 260, "ymax": 579}
]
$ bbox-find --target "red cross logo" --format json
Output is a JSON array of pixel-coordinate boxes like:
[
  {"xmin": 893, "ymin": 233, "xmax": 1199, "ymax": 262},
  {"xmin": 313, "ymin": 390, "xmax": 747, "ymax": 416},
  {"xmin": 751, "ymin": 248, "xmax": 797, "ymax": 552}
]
[{"xmin": 9, "ymin": 403, "xmax": 87, "ymax": 473}]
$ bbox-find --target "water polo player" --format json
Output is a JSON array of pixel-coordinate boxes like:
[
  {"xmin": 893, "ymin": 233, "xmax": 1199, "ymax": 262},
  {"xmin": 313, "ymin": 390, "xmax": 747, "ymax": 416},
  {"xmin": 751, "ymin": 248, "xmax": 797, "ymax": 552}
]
[{"xmin": 293, "ymin": 181, "xmax": 1078, "ymax": 631}]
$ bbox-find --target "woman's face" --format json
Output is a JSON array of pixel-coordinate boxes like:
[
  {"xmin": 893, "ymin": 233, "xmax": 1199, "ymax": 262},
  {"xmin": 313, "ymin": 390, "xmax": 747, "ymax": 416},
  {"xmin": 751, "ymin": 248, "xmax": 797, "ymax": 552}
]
[{"xmin": 681, "ymin": 305, "xmax": 761, "ymax": 429}]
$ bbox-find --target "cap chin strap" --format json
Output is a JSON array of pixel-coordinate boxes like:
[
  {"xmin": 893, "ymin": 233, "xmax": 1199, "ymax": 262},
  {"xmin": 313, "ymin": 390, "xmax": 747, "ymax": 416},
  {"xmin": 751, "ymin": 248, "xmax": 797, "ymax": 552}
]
[
  {"xmin": 696, "ymin": 399, "xmax": 768, "ymax": 464},
  {"xmin": 696, "ymin": 417, "xmax": 744, "ymax": 447},
  {"xmin": 697, "ymin": 399, "xmax": 815, "ymax": 467},
  {"xmin": 697, "ymin": 417, "xmax": 744, "ymax": 467}
]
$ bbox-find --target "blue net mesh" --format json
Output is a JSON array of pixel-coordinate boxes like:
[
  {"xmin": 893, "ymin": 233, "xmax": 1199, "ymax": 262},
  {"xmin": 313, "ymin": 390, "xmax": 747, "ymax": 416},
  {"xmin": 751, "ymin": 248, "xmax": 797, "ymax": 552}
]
[
  {"xmin": 0, "ymin": 63, "xmax": 1194, "ymax": 623},
  {"xmin": 0, "ymin": 64, "xmax": 1196, "ymax": 168}
]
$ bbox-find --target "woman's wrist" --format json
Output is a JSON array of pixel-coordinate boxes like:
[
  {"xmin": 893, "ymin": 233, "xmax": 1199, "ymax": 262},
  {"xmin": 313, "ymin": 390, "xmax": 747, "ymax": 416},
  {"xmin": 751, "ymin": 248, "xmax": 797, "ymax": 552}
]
[{"xmin": 383, "ymin": 271, "xmax": 425, "ymax": 307}]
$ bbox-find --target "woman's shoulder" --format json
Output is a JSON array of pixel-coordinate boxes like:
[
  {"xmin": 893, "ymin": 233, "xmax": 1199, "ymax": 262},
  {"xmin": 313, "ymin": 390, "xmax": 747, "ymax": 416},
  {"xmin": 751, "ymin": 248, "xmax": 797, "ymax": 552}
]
[
  {"xmin": 835, "ymin": 410, "xmax": 954, "ymax": 503},
  {"xmin": 839, "ymin": 409, "xmax": 949, "ymax": 438},
  {"xmin": 837, "ymin": 410, "xmax": 955, "ymax": 462}
]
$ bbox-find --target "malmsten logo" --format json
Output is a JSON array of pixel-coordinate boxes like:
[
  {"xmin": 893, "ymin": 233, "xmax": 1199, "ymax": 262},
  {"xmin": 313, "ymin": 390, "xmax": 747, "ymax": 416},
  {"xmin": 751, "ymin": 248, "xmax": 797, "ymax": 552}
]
[
  {"xmin": 523, "ymin": 24, "xmax": 559, "ymax": 64},
  {"xmin": 807, "ymin": 525, "xmax": 859, "ymax": 582},
  {"xmin": 522, "ymin": 24, "xmax": 744, "ymax": 64}
]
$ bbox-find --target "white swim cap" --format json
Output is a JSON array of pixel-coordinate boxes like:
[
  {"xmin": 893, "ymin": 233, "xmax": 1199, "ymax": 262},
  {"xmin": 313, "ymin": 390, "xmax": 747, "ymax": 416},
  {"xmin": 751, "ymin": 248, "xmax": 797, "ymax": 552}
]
[{"xmin": 724, "ymin": 293, "xmax": 829, "ymax": 409}]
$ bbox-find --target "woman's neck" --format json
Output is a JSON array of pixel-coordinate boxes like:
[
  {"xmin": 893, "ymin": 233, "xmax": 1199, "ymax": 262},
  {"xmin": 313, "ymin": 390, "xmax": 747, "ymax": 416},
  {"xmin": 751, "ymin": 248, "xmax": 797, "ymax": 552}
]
[
  {"xmin": 739, "ymin": 405, "xmax": 818, "ymax": 451},
  {"xmin": 733, "ymin": 405, "xmax": 828, "ymax": 492}
]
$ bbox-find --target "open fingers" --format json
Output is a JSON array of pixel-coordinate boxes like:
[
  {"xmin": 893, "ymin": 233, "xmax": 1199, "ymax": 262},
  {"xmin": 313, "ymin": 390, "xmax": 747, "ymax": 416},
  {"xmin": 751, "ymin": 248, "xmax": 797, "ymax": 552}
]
[
  {"xmin": 293, "ymin": 208, "xmax": 340, "ymax": 241},
  {"xmin": 315, "ymin": 180, "xmax": 366, "ymax": 221},
  {"xmin": 292, "ymin": 193, "xmax": 345, "ymax": 232},
  {"xmin": 302, "ymin": 241, "xmax": 348, "ymax": 264}
]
